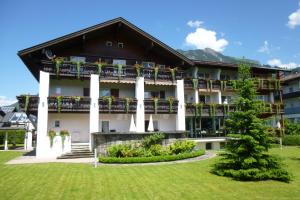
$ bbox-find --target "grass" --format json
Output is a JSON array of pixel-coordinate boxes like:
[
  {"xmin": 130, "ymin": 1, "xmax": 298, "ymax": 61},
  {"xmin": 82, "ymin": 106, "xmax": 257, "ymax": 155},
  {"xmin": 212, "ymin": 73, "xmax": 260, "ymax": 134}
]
[{"xmin": 0, "ymin": 147, "xmax": 299, "ymax": 200}]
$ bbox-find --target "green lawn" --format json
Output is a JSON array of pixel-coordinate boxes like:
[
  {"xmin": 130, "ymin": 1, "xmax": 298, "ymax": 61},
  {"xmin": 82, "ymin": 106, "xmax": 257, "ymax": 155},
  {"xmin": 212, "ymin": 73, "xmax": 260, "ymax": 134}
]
[{"xmin": 0, "ymin": 147, "xmax": 300, "ymax": 200}]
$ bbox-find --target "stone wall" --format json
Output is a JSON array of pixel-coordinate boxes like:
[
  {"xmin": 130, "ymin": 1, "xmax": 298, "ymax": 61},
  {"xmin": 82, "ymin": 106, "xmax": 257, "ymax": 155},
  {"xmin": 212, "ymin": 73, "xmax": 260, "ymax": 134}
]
[{"xmin": 92, "ymin": 132, "xmax": 186, "ymax": 155}]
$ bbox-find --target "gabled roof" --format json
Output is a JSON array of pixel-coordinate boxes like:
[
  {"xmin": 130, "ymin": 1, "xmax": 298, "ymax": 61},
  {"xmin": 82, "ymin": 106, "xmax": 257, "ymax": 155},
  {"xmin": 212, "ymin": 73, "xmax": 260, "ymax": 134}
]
[{"xmin": 18, "ymin": 17, "xmax": 193, "ymax": 65}]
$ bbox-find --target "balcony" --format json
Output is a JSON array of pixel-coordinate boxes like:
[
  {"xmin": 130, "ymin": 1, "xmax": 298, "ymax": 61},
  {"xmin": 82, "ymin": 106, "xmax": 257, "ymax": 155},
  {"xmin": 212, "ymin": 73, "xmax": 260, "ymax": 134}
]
[
  {"xmin": 144, "ymin": 99, "xmax": 178, "ymax": 114},
  {"xmin": 48, "ymin": 96, "xmax": 91, "ymax": 112},
  {"xmin": 99, "ymin": 97, "xmax": 137, "ymax": 113},
  {"xmin": 282, "ymin": 90, "xmax": 300, "ymax": 99},
  {"xmin": 185, "ymin": 103, "xmax": 284, "ymax": 117},
  {"xmin": 184, "ymin": 79, "xmax": 281, "ymax": 91},
  {"xmin": 41, "ymin": 60, "xmax": 185, "ymax": 82},
  {"xmin": 17, "ymin": 95, "xmax": 39, "ymax": 113}
]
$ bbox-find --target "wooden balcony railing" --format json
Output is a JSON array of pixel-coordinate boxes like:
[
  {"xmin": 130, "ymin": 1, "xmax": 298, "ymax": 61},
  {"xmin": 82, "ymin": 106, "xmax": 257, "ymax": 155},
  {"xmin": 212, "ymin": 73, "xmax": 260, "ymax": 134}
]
[
  {"xmin": 41, "ymin": 60, "xmax": 185, "ymax": 82},
  {"xmin": 17, "ymin": 95, "xmax": 39, "ymax": 113},
  {"xmin": 99, "ymin": 97, "xmax": 137, "ymax": 113},
  {"xmin": 184, "ymin": 79, "xmax": 282, "ymax": 91},
  {"xmin": 48, "ymin": 96, "xmax": 91, "ymax": 112},
  {"xmin": 144, "ymin": 99, "xmax": 178, "ymax": 114},
  {"xmin": 185, "ymin": 103, "xmax": 284, "ymax": 117}
]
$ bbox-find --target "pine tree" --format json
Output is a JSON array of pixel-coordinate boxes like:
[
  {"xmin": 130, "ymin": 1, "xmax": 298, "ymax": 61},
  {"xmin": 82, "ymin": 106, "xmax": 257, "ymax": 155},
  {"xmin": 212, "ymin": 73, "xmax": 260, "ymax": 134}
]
[{"xmin": 212, "ymin": 63, "xmax": 291, "ymax": 182}]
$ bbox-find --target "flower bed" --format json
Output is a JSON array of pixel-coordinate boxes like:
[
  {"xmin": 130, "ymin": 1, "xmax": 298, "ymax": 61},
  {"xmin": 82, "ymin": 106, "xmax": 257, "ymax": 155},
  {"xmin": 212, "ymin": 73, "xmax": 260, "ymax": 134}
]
[{"xmin": 99, "ymin": 149, "xmax": 205, "ymax": 164}]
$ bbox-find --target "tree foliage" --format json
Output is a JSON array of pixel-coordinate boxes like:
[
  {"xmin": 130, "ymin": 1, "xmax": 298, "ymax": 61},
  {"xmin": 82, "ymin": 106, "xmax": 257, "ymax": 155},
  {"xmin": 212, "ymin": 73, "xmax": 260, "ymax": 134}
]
[{"xmin": 212, "ymin": 63, "xmax": 291, "ymax": 182}]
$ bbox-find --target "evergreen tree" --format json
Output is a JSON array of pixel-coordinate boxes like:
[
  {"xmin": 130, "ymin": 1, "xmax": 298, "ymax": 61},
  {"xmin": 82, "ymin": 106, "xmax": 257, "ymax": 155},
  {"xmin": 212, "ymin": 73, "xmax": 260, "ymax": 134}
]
[{"xmin": 212, "ymin": 63, "xmax": 291, "ymax": 182}]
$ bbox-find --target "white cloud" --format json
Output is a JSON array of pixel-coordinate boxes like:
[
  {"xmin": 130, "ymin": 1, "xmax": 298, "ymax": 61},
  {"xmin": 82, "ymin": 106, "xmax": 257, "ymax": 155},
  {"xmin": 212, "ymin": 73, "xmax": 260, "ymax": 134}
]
[
  {"xmin": 185, "ymin": 27, "xmax": 229, "ymax": 52},
  {"xmin": 258, "ymin": 41, "xmax": 270, "ymax": 54},
  {"xmin": 287, "ymin": 3, "xmax": 300, "ymax": 29},
  {"xmin": 0, "ymin": 96, "xmax": 17, "ymax": 107},
  {"xmin": 187, "ymin": 20, "xmax": 204, "ymax": 28},
  {"xmin": 267, "ymin": 59, "xmax": 299, "ymax": 69}
]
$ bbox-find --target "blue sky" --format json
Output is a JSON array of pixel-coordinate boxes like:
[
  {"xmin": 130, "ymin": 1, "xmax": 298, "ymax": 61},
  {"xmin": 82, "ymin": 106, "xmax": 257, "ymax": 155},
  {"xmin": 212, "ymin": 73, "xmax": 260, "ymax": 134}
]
[{"xmin": 1, "ymin": 0, "xmax": 300, "ymax": 105}]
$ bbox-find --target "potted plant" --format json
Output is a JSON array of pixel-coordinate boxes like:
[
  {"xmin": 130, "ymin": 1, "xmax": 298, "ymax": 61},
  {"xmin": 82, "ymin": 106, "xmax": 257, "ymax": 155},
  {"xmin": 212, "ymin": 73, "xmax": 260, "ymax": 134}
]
[
  {"xmin": 60, "ymin": 130, "xmax": 70, "ymax": 148},
  {"xmin": 95, "ymin": 61, "xmax": 106, "ymax": 75},
  {"xmin": 167, "ymin": 96, "xmax": 175, "ymax": 113},
  {"xmin": 56, "ymin": 96, "xmax": 62, "ymax": 113},
  {"xmin": 192, "ymin": 78, "xmax": 198, "ymax": 90},
  {"xmin": 103, "ymin": 96, "xmax": 115, "ymax": 113},
  {"xmin": 53, "ymin": 57, "xmax": 64, "ymax": 77},
  {"xmin": 24, "ymin": 95, "xmax": 30, "ymax": 112},
  {"xmin": 48, "ymin": 130, "xmax": 56, "ymax": 147},
  {"xmin": 169, "ymin": 67, "xmax": 177, "ymax": 82},
  {"xmin": 209, "ymin": 104, "xmax": 216, "ymax": 117},
  {"xmin": 153, "ymin": 97, "xmax": 159, "ymax": 114},
  {"xmin": 72, "ymin": 61, "xmax": 85, "ymax": 79},
  {"xmin": 124, "ymin": 97, "xmax": 133, "ymax": 113},
  {"xmin": 134, "ymin": 63, "xmax": 142, "ymax": 77}
]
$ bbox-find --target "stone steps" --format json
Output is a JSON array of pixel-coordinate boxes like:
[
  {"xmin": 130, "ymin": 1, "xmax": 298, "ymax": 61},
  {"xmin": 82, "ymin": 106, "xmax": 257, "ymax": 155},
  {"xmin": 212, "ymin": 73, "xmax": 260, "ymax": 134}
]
[{"xmin": 57, "ymin": 143, "xmax": 94, "ymax": 159}]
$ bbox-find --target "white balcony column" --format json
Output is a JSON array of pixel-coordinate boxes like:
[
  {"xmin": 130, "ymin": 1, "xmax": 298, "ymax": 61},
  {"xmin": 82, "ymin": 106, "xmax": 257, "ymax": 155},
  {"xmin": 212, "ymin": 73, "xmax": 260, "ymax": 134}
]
[
  {"xmin": 24, "ymin": 131, "xmax": 33, "ymax": 151},
  {"xmin": 36, "ymin": 71, "xmax": 50, "ymax": 158},
  {"xmin": 215, "ymin": 69, "xmax": 221, "ymax": 80},
  {"xmin": 176, "ymin": 79, "xmax": 186, "ymax": 131},
  {"xmin": 4, "ymin": 132, "xmax": 8, "ymax": 150},
  {"xmin": 89, "ymin": 74, "xmax": 99, "ymax": 150},
  {"xmin": 194, "ymin": 89, "xmax": 199, "ymax": 103},
  {"xmin": 135, "ymin": 77, "xmax": 145, "ymax": 132},
  {"xmin": 217, "ymin": 91, "xmax": 222, "ymax": 104}
]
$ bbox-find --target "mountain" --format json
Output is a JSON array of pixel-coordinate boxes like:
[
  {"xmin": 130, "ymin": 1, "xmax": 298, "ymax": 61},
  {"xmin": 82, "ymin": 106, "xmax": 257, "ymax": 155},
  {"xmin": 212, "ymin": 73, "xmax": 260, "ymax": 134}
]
[{"xmin": 177, "ymin": 48, "xmax": 264, "ymax": 66}]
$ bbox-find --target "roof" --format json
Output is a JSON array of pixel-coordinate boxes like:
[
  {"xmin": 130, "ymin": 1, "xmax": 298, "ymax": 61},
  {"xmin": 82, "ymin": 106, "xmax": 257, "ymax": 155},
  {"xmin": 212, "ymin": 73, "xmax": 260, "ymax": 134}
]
[
  {"xmin": 0, "ymin": 106, "xmax": 15, "ymax": 114},
  {"xmin": 283, "ymin": 72, "xmax": 300, "ymax": 82},
  {"xmin": 18, "ymin": 17, "xmax": 193, "ymax": 65}
]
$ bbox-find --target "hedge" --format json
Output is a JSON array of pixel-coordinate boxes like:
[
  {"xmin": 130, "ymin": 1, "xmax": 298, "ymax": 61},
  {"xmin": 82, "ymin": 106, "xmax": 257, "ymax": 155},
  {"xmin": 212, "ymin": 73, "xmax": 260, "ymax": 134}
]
[
  {"xmin": 282, "ymin": 135, "xmax": 300, "ymax": 146},
  {"xmin": 99, "ymin": 149, "xmax": 205, "ymax": 164},
  {"xmin": 0, "ymin": 130, "xmax": 25, "ymax": 144}
]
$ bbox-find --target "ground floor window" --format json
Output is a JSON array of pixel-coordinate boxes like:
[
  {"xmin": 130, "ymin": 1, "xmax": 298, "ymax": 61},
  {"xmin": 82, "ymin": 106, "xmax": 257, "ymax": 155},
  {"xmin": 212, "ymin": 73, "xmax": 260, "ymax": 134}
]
[
  {"xmin": 101, "ymin": 121, "xmax": 109, "ymax": 133},
  {"xmin": 186, "ymin": 117, "xmax": 225, "ymax": 138},
  {"xmin": 206, "ymin": 142, "xmax": 212, "ymax": 150}
]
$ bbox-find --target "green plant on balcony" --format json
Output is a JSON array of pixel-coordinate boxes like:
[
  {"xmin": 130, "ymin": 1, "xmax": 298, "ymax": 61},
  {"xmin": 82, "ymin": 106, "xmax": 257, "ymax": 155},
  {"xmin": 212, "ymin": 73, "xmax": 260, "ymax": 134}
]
[
  {"xmin": 54, "ymin": 57, "xmax": 64, "ymax": 77},
  {"xmin": 48, "ymin": 130, "xmax": 56, "ymax": 147},
  {"xmin": 192, "ymin": 103, "xmax": 203, "ymax": 117},
  {"xmin": 56, "ymin": 96, "xmax": 62, "ymax": 113},
  {"xmin": 229, "ymin": 80, "xmax": 237, "ymax": 90},
  {"xmin": 223, "ymin": 104, "xmax": 230, "ymax": 115},
  {"xmin": 24, "ymin": 95, "xmax": 30, "ymax": 112},
  {"xmin": 220, "ymin": 80, "xmax": 227, "ymax": 91},
  {"xmin": 153, "ymin": 97, "xmax": 159, "ymax": 114},
  {"xmin": 73, "ymin": 96, "xmax": 81, "ymax": 102},
  {"xmin": 134, "ymin": 63, "xmax": 142, "ymax": 77},
  {"xmin": 206, "ymin": 80, "xmax": 213, "ymax": 92},
  {"xmin": 154, "ymin": 65, "xmax": 159, "ymax": 83},
  {"xmin": 209, "ymin": 103, "xmax": 216, "ymax": 117},
  {"xmin": 117, "ymin": 64, "xmax": 123, "ymax": 80},
  {"xmin": 167, "ymin": 97, "xmax": 175, "ymax": 113},
  {"xmin": 169, "ymin": 67, "xmax": 177, "ymax": 82},
  {"xmin": 72, "ymin": 61, "xmax": 85, "ymax": 79},
  {"xmin": 60, "ymin": 130, "xmax": 70, "ymax": 149},
  {"xmin": 103, "ymin": 96, "xmax": 115, "ymax": 113},
  {"xmin": 124, "ymin": 97, "xmax": 133, "ymax": 113},
  {"xmin": 95, "ymin": 61, "xmax": 105, "ymax": 75},
  {"xmin": 192, "ymin": 78, "xmax": 198, "ymax": 90}
]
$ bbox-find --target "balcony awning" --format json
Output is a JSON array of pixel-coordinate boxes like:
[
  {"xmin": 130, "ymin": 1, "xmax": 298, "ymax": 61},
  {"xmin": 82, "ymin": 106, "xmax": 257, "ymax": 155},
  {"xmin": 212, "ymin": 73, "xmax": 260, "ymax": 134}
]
[
  {"xmin": 145, "ymin": 81, "xmax": 175, "ymax": 86},
  {"xmin": 100, "ymin": 79, "xmax": 135, "ymax": 84}
]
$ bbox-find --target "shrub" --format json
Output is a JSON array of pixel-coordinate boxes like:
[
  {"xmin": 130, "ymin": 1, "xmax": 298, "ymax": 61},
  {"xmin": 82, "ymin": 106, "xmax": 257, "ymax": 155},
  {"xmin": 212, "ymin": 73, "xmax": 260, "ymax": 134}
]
[
  {"xmin": 282, "ymin": 135, "xmax": 300, "ymax": 146},
  {"xmin": 284, "ymin": 119, "xmax": 300, "ymax": 135},
  {"xmin": 149, "ymin": 144, "xmax": 170, "ymax": 156},
  {"xmin": 99, "ymin": 149, "xmax": 205, "ymax": 164},
  {"xmin": 0, "ymin": 130, "xmax": 25, "ymax": 145},
  {"xmin": 169, "ymin": 140, "xmax": 196, "ymax": 154},
  {"xmin": 107, "ymin": 144, "xmax": 145, "ymax": 157},
  {"xmin": 141, "ymin": 133, "xmax": 165, "ymax": 149}
]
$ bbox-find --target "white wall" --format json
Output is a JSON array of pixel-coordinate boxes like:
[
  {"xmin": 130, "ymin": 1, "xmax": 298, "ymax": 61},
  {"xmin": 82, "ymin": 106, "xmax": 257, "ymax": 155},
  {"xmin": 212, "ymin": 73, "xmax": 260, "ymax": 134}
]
[
  {"xmin": 145, "ymin": 114, "xmax": 176, "ymax": 132},
  {"xmin": 100, "ymin": 83, "xmax": 135, "ymax": 98},
  {"xmin": 48, "ymin": 113, "xmax": 89, "ymax": 143},
  {"xmin": 49, "ymin": 79, "xmax": 90, "ymax": 96},
  {"xmin": 99, "ymin": 114, "xmax": 131, "ymax": 132}
]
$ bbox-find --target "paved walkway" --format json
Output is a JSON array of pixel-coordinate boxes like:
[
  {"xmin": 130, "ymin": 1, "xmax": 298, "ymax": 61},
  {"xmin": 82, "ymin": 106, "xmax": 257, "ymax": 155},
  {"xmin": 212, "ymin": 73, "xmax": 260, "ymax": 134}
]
[
  {"xmin": 5, "ymin": 151, "xmax": 216, "ymax": 165},
  {"xmin": 97, "ymin": 151, "xmax": 216, "ymax": 167}
]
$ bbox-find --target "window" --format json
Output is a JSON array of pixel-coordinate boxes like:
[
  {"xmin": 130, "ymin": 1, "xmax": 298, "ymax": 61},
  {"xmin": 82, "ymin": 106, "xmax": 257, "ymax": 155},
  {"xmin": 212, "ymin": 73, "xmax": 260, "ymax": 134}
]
[
  {"xmin": 83, "ymin": 88, "xmax": 90, "ymax": 97},
  {"xmin": 113, "ymin": 59, "xmax": 126, "ymax": 66},
  {"xmin": 55, "ymin": 87, "xmax": 61, "ymax": 95},
  {"xmin": 199, "ymin": 73, "xmax": 210, "ymax": 79},
  {"xmin": 158, "ymin": 64, "xmax": 165, "ymax": 69},
  {"xmin": 206, "ymin": 142, "xmax": 212, "ymax": 150},
  {"xmin": 111, "ymin": 89, "xmax": 119, "ymax": 98},
  {"xmin": 100, "ymin": 89, "xmax": 110, "ymax": 97},
  {"xmin": 55, "ymin": 120, "xmax": 60, "ymax": 128},
  {"xmin": 289, "ymin": 87, "xmax": 294, "ymax": 93},
  {"xmin": 220, "ymin": 74, "xmax": 230, "ymax": 80},
  {"xmin": 144, "ymin": 92, "xmax": 152, "ymax": 99},
  {"xmin": 151, "ymin": 91, "xmax": 159, "ymax": 98},
  {"xmin": 101, "ymin": 121, "xmax": 109, "ymax": 133},
  {"xmin": 159, "ymin": 91, "xmax": 165, "ymax": 99},
  {"xmin": 205, "ymin": 95, "xmax": 211, "ymax": 103},
  {"xmin": 105, "ymin": 41, "xmax": 112, "ymax": 47},
  {"xmin": 153, "ymin": 121, "xmax": 159, "ymax": 131},
  {"xmin": 142, "ymin": 62, "xmax": 155, "ymax": 68},
  {"xmin": 199, "ymin": 95, "xmax": 206, "ymax": 103},
  {"xmin": 70, "ymin": 56, "xmax": 86, "ymax": 62},
  {"xmin": 117, "ymin": 42, "xmax": 124, "ymax": 48}
]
